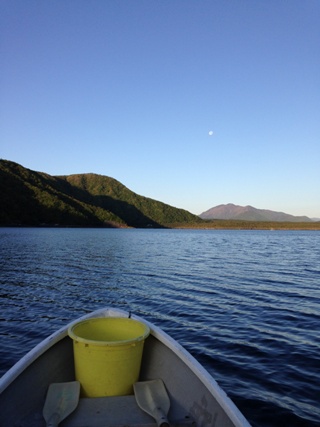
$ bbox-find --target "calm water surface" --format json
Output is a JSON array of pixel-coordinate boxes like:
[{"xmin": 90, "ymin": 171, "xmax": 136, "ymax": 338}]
[{"xmin": 0, "ymin": 228, "xmax": 319, "ymax": 426}]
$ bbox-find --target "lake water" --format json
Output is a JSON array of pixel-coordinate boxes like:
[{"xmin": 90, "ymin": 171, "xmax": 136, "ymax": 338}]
[{"xmin": 0, "ymin": 228, "xmax": 319, "ymax": 426}]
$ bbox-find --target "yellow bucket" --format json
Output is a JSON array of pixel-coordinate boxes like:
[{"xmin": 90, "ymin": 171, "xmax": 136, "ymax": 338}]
[{"xmin": 68, "ymin": 317, "xmax": 150, "ymax": 397}]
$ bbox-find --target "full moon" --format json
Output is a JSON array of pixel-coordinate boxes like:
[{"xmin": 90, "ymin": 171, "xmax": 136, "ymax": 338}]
[{"xmin": 208, "ymin": 131, "xmax": 213, "ymax": 136}]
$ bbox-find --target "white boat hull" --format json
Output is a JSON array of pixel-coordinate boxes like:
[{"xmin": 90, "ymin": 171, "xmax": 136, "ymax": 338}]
[{"xmin": 0, "ymin": 307, "xmax": 251, "ymax": 427}]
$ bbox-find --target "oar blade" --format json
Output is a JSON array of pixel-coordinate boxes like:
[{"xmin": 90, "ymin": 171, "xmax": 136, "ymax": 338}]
[
  {"xmin": 43, "ymin": 381, "xmax": 80, "ymax": 427},
  {"xmin": 134, "ymin": 379, "xmax": 170, "ymax": 427}
]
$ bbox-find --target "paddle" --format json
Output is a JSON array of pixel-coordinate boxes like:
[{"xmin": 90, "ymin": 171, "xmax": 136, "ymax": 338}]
[
  {"xmin": 43, "ymin": 381, "xmax": 80, "ymax": 427},
  {"xmin": 134, "ymin": 379, "xmax": 171, "ymax": 427}
]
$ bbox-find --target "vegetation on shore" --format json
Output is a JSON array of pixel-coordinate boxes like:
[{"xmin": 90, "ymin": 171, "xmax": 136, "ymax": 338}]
[
  {"xmin": 169, "ymin": 219, "xmax": 320, "ymax": 230},
  {"xmin": 1, "ymin": 160, "xmax": 319, "ymax": 230},
  {"xmin": 0, "ymin": 160, "xmax": 201, "ymax": 228}
]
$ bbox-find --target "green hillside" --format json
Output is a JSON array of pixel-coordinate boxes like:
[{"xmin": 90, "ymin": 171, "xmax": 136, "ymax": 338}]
[{"xmin": 0, "ymin": 160, "xmax": 201, "ymax": 228}]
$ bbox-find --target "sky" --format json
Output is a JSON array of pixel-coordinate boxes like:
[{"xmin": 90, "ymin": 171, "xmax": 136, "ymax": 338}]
[{"xmin": 1, "ymin": 0, "xmax": 319, "ymax": 218}]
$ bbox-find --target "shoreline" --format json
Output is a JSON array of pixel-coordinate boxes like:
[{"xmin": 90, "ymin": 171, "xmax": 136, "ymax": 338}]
[
  {"xmin": 167, "ymin": 220, "xmax": 320, "ymax": 231},
  {"xmin": 1, "ymin": 221, "xmax": 320, "ymax": 231}
]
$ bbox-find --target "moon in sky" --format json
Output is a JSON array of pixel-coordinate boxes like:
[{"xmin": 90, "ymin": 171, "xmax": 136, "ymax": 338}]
[{"xmin": 208, "ymin": 131, "xmax": 213, "ymax": 136}]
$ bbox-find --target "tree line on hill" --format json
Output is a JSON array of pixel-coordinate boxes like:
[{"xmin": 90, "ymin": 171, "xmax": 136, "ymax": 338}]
[
  {"xmin": 1, "ymin": 160, "xmax": 319, "ymax": 230},
  {"xmin": 0, "ymin": 160, "xmax": 201, "ymax": 228}
]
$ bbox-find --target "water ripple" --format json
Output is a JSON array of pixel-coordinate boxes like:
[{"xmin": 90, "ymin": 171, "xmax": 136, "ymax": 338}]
[{"xmin": 0, "ymin": 228, "xmax": 319, "ymax": 426}]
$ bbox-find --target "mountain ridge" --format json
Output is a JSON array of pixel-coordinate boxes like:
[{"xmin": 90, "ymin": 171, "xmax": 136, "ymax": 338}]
[
  {"xmin": 0, "ymin": 159, "xmax": 201, "ymax": 227},
  {"xmin": 199, "ymin": 203, "xmax": 312, "ymax": 222},
  {"xmin": 1, "ymin": 160, "xmax": 316, "ymax": 227}
]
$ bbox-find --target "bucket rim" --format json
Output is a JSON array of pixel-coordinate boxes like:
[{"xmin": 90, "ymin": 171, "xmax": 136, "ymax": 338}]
[{"xmin": 67, "ymin": 317, "xmax": 150, "ymax": 346}]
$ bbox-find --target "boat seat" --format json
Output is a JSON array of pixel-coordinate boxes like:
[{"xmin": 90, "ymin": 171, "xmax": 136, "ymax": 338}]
[{"xmin": 61, "ymin": 395, "xmax": 196, "ymax": 427}]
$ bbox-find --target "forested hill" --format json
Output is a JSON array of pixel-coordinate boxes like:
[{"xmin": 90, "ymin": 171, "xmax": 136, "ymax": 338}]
[{"xmin": 0, "ymin": 160, "xmax": 201, "ymax": 228}]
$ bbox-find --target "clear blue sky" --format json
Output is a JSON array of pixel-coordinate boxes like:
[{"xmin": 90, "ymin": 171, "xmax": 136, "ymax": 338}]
[{"xmin": 1, "ymin": 1, "xmax": 319, "ymax": 218}]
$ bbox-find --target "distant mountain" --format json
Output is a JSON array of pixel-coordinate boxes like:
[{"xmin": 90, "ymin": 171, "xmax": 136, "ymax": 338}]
[
  {"xmin": 199, "ymin": 203, "xmax": 312, "ymax": 222},
  {"xmin": 0, "ymin": 160, "xmax": 201, "ymax": 228}
]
